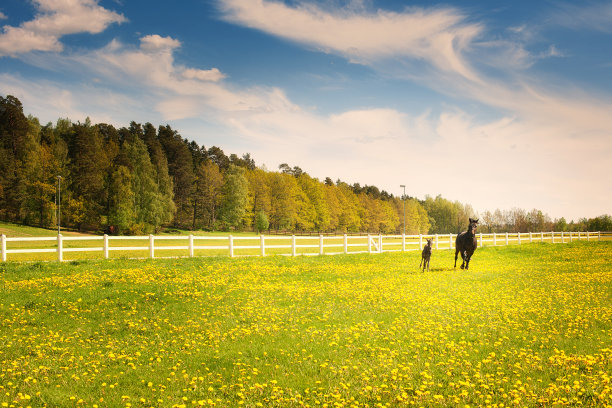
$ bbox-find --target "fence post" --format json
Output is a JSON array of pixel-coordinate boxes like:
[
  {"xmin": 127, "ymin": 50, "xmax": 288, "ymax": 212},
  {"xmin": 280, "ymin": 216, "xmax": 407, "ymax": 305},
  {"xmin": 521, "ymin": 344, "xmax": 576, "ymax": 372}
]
[
  {"xmin": 569, "ymin": 232, "xmax": 572, "ymax": 243},
  {"xmin": 104, "ymin": 234, "xmax": 109, "ymax": 259},
  {"xmin": 379, "ymin": 234, "xmax": 383, "ymax": 253},
  {"xmin": 587, "ymin": 231, "xmax": 590, "ymax": 242},
  {"xmin": 367, "ymin": 234, "xmax": 372, "ymax": 254},
  {"xmin": 505, "ymin": 232, "xmax": 509, "ymax": 246},
  {"xmin": 319, "ymin": 235, "xmax": 324, "ymax": 255},
  {"xmin": 1, "ymin": 234, "xmax": 6, "ymax": 262},
  {"xmin": 578, "ymin": 231, "xmax": 581, "ymax": 241},
  {"xmin": 402, "ymin": 233, "xmax": 406, "ymax": 252},
  {"xmin": 57, "ymin": 234, "xmax": 63, "ymax": 262},
  {"xmin": 518, "ymin": 232, "xmax": 521, "ymax": 245},
  {"xmin": 229, "ymin": 235, "xmax": 234, "ymax": 258},
  {"xmin": 260, "ymin": 235, "xmax": 265, "ymax": 257},
  {"xmin": 479, "ymin": 232, "xmax": 483, "ymax": 247},
  {"xmin": 344, "ymin": 234, "xmax": 348, "ymax": 254},
  {"xmin": 189, "ymin": 234, "xmax": 194, "ymax": 257},
  {"xmin": 449, "ymin": 233, "xmax": 453, "ymax": 250},
  {"xmin": 552, "ymin": 232, "xmax": 555, "ymax": 244},
  {"xmin": 598, "ymin": 231, "xmax": 601, "ymax": 241},
  {"xmin": 560, "ymin": 231, "xmax": 564, "ymax": 243},
  {"xmin": 529, "ymin": 232, "xmax": 532, "ymax": 243},
  {"xmin": 149, "ymin": 234, "xmax": 155, "ymax": 259},
  {"xmin": 292, "ymin": 235, "xmax": 296, "ymax": 256},
  {"xmin": 435, "ymin": 234, "xmax": 439, "ymax": 250},
  {"xmin": 493, "ymin": 232, "xmax": 497, "ymax": 246},
  {"xmin": 419, "ymin": 234, "xmax": 423, "ymax": 250}
]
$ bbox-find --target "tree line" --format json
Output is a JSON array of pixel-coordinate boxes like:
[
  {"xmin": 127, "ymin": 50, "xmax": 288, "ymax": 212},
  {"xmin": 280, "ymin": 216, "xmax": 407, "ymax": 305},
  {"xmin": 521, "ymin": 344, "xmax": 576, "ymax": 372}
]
[{"xmin": 1, "ymin": 95, "xmax": 609, "ymax": 235}]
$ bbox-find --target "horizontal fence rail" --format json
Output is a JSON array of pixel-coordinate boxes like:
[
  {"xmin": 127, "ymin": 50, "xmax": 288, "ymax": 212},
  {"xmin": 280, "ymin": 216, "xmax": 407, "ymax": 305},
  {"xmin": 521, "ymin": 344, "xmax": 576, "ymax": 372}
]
[{"xmin": 1, "ymin": 231, "xmax": 610, "ymax": 262}]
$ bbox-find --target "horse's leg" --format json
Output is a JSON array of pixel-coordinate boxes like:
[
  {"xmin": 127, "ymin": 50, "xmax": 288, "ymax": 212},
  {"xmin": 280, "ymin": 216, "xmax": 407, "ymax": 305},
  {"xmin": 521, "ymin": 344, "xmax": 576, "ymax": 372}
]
[
  {"xmin": 454, "ymin": 248, "xmax": 459, "ymax": 268},
  {"xmin": 461, "ymin": 250, "xmax": 466, "ymax": 269},
  {"xmin": 465, "ymin": 250, "xmax": 472, "ymax": 270},
  {"xmin": 426, "ymin": 258, "xmax": 430, "ymax": 272},
  {"xmin": 420, "ymin": 257, "xmax": 423, "ymax": 270}
]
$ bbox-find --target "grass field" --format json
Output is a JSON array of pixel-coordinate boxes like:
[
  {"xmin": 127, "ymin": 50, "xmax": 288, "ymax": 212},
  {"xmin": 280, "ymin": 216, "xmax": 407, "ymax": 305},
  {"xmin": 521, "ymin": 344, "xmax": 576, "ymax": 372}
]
[{"xmin": 1, "ymin": 242, "xmax": 611, "ymax": 407}]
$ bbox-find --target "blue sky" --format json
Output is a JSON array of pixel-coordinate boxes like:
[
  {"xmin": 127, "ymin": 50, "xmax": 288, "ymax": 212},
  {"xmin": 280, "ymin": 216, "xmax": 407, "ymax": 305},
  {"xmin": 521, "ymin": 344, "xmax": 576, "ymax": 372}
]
[{"xmin": 1, "ymin": 0, "xmax": 611, "ymax": 222}]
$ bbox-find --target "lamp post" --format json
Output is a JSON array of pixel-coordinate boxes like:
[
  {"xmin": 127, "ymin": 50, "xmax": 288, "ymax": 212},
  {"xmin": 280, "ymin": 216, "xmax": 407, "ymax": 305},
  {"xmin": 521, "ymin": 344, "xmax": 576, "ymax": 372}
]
[
  {"xmin": 56, "ymin": 175, "xmax": 62, "ymax": 235},
  {"xmin": 400, "ymin": 185, "xmax": 406, "ymax": 236}
]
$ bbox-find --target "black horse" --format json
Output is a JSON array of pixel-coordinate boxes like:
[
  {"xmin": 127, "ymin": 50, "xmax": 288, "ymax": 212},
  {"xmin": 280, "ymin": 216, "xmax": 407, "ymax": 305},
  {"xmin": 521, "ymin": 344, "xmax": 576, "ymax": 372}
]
[
  {"xmin": 454, "ymin": 218, "xmax": 478, "ymax": 270},
  {"xmin": 420, "ymin": 238, "xmax": 433, "ymax": 272}
]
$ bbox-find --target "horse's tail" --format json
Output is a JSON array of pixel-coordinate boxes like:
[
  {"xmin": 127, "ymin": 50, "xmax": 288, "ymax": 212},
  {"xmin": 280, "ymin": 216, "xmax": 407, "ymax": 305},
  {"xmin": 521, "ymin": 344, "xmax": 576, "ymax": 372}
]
[{"xmin": 454, "ymin": 245, "xmax": 460, "ymax": 267}]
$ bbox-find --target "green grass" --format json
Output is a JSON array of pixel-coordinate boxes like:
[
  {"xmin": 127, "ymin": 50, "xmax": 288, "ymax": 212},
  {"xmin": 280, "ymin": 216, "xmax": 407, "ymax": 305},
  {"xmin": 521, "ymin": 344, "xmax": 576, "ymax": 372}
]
[
  {"xmin": 1, "ymin": 242, "xmax": 611, "ymax": 407},
  {"xmin": 0, "ymin": 221, "xmax": 92, "ymax": 238}
]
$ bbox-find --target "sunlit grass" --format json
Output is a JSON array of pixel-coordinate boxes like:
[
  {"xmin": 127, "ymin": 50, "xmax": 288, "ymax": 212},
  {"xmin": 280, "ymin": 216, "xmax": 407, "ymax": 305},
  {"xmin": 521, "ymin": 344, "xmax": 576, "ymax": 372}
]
[{"xmin": 1, "ymin": 242, "xmax": 611, "ymax": 407}]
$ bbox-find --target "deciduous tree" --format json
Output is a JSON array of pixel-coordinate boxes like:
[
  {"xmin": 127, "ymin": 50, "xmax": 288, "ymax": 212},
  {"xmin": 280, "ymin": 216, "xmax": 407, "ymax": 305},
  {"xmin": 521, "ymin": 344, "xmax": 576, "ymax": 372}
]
[{"xmin": 219, "ymin": 164, "xmax": 249, "ymax": 230}]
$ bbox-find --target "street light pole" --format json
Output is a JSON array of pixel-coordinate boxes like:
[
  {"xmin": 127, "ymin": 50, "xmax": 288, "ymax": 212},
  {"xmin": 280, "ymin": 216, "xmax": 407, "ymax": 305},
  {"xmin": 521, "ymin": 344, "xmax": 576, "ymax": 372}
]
[
  {"xmin": 400, "ymin": 185, "xmax": 406, "ymax": 236},
  {"xmin": 57, "ymin": 175, "xmax": 62, "ymax": 235}
]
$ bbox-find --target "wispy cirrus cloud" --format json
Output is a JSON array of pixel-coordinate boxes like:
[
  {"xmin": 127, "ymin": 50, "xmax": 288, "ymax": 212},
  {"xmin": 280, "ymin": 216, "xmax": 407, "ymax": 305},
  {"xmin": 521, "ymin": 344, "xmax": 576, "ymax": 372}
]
[
  {"xmin": 0, "ymin": 0, "xmax": 126, "ymax": 56},
  {"xmin": 551, "ymin": 1, "xmax": 612, "ymax": 33},
  {"xmin": 219, "ymin": 0, "xmax": 483, "ymax": 83}
]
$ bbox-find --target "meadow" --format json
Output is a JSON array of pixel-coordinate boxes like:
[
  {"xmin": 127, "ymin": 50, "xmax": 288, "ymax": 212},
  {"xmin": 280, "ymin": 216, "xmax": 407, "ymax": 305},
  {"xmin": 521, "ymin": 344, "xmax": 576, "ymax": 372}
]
[{"xmin": 1, "ymin": 242, "xmax": 611, "ymax": 407}]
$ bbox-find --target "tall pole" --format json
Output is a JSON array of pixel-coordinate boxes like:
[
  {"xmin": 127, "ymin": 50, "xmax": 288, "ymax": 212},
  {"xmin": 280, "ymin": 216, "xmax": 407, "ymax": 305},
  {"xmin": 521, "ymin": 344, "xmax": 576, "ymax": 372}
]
[
  {"xmin": 57, "ymin": 175, "xmax": 62, "ymax": 235},
  {"xmin": 400, "ymin": 185, "xmax": 406, "ymax": 236}
]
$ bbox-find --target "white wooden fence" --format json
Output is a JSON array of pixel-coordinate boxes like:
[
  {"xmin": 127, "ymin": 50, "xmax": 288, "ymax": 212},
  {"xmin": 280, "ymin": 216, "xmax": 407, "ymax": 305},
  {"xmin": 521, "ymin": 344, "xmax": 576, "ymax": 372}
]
[{"xmin": 1, "ymin": 231, "xmax": 609, "ymax": 262}]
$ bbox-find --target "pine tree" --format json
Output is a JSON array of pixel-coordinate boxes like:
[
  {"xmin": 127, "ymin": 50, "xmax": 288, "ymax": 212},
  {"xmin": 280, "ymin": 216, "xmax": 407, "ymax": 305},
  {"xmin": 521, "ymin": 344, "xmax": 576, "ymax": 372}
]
[
  {"xmin": 141, "ymin": 123, "xmax": 175, "ymax": 227},
  {"xmin": 66, "ymin": 122, "xmax": 108, "ymax": 230},
  {"xmin": 0, "ymin": 95, "xmax": 31, "ymax": 221},
  {"xmin": 158, "ymin": 125, "xmax": 194, "ymax": 227}
]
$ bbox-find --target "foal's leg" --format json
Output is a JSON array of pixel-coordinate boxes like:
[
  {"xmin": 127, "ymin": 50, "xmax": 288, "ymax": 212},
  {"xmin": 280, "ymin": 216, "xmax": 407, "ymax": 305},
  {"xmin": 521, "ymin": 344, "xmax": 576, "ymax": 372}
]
[{"xmin": 460, "ymin": 250, "xmax": 466, "ymax": 269}]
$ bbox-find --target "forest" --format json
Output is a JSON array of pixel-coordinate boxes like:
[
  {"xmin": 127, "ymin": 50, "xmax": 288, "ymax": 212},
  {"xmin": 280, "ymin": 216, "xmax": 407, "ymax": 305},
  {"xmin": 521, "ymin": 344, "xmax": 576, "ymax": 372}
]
[{"xmin": 1, "ymin": 95, "xmax": 610, "ymax": 235}]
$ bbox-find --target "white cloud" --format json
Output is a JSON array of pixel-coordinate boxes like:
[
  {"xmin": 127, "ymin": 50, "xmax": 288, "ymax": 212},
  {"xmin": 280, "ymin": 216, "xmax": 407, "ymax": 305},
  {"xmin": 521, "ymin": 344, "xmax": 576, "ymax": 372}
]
[
  {"xmin": 0, "ymin": 72, "xmax": 145, "ymax": 124},
  {"xmin": 182, "ymin": 68, "xmax": 226, "ymax": 82},
  {"xmin": 0, "ymin": 11, "xmax": 7, "ymax": 20},
  {"xmin": 0, "ymin": 0, "xmax": 126, "ymax": 56},
  {"xmin": 219, "ymin": 0, "xmax": 483, "ymax": 82},
  {"xmin": 140, "ymin": 34, "xmax": 181, "ymax": 52},
  {"xmin": 19, "ymin": 34, "xmax": 275, "ymax": 120}
]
